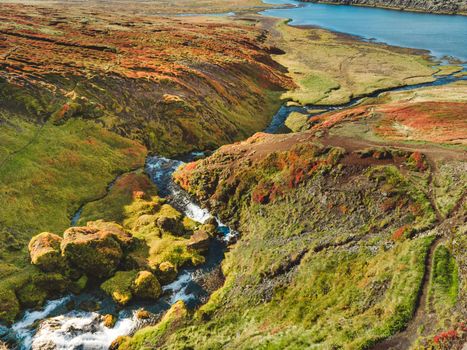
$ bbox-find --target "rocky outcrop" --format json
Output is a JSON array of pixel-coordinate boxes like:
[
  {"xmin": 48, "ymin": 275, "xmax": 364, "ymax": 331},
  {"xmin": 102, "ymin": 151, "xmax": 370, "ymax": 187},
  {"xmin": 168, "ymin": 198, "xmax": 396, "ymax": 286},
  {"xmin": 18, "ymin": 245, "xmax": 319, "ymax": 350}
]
[
  {"xmin": 100, "ymin": 270, "xmax": 162, "ymax": 305},
  {"xmin": 301, "ymin": 0, "xmax": 467, "ymax": 15},
  {"xmin": 28, "ymin": 232, "xmax": 65, "ymax": 273},
  {"xmin": 61, "ymin": 226, "xmax": 125, "ymax": 279}
]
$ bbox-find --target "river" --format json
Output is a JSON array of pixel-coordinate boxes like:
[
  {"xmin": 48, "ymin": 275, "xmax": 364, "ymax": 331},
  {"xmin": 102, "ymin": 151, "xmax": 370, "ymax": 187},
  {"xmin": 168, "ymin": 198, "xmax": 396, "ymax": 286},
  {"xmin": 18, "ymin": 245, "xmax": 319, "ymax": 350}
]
[{"xmin": 262, "ymin": 0, "xmax": 467, "ymax": 61}]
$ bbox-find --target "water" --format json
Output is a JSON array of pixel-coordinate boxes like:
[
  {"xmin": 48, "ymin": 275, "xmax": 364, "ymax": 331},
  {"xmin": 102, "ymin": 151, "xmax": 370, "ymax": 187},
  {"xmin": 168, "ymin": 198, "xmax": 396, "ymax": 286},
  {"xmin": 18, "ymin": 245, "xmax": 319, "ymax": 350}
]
[
  {"xmin": 265, "ymin": 69, "xmax": 467, "ymax": 134},
  {"xmin": 261, "ymin": 0, "xmax": 467, "ymax": 61},
  {"xmin": 5, "ymin": 152, "xmax": 236, "ymax": 350}
]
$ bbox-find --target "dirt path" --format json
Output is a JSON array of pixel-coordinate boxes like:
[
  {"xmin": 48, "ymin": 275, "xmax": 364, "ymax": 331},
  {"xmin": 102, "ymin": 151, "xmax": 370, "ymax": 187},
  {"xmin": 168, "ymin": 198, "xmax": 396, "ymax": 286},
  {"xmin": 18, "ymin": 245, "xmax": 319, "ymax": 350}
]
[{"xmin": 371, "ymin": 237, "xmax": 443, "ymax": 350}]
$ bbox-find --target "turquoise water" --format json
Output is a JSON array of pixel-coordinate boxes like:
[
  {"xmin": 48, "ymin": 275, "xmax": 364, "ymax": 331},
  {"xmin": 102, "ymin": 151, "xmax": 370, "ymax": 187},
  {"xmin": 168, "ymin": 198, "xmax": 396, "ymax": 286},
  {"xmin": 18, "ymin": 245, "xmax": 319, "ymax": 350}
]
[{"xmin": 261, "ymin": 0, "xmax": 467, "ymax": 61}]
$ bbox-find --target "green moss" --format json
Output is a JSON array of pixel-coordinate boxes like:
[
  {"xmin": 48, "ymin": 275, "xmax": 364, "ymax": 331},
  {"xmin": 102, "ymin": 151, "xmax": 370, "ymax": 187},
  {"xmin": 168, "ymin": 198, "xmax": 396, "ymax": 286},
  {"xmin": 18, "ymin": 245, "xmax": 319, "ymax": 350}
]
[
  {"xmin": 284, "ymin": 111, "xmax": 309, "ymax": 132},
  {"xmin": 118, "ymin": 301, "xmax": 188, "ymax": 349},
  {"xmin": 429, "ymin": 245, "xmax": 459, "ymax": 315},
  {"xmin": 101, "ymin": 270, "xmax": 138, "ymax": 305}
]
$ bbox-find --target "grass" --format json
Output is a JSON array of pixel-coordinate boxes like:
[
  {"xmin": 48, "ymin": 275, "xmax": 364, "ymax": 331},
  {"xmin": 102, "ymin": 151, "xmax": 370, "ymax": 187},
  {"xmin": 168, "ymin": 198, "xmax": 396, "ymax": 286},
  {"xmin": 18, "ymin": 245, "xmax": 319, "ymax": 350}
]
[
  {"xmin": 428, "ymin": 245, "xmax": 459, "ymax": 315},
  {"xmin": 270, "ymin": 20, "xmax": 436, "ymax": 105},
  {"xmin": 125, "ymin": 134, "xmax": 441, "ymax": 348},
  {"xmin": 0, "ymin": 116, "xmax": 146, "ymax": 323}
]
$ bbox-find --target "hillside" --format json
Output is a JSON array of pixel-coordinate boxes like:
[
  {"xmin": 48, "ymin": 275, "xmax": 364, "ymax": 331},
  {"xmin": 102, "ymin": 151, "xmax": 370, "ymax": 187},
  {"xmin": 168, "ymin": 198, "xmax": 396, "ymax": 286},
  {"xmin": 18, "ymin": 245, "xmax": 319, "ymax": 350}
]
[{"xmin": 117, "ymin": 82, "xmax": 467, "ymax": 349}]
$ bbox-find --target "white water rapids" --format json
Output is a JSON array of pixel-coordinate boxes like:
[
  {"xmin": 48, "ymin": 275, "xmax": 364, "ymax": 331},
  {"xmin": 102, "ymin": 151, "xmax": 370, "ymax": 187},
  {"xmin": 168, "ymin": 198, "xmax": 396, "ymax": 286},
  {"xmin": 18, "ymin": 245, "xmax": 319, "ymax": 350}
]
[{"xmin": 3, "ymin": 154, "xmax": 236, "ymax": 350}]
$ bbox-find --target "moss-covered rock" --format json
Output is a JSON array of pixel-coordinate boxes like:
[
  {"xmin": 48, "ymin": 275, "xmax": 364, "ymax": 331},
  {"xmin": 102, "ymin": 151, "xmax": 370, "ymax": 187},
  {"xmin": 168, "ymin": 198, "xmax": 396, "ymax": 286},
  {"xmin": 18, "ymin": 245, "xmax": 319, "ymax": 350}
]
[
  {"xmin": 187, "ymin": 229, "xmax": 210, "ymax": 252},
  {"xmin": 157, "ymin": 261, "xmax": 178, "ymax": 284},
  {"xmin": 136, "ymin": 309, "xmax": 151, "ymax": 320},
  {"xmin": 61, "ymin": 226, "xmax": 123, "ymax": 279},
  {"xmin": 70, "ymin": 274, "xmax": 88, "ymax": 294},
  {"xmin": 86, "ymin": 221, "xmax": 133, "ymax": 248},
  {"xmin": 101, "ymin": 270, "xmax": 137, "ymax": 305},
  {"xmin": 133, "ymin": 271, "xmax": 162, "ymax": 300},
  {"xmin": 285, "ymin": 111, "xmax": 309, "ymax": 132},
  {"xmin": 28, "ymin": 232, "xmax": 65, "ymax": 272},
  {"xmin": 155, "ymin": 205, "xmax": 185, "ymax": 235}
]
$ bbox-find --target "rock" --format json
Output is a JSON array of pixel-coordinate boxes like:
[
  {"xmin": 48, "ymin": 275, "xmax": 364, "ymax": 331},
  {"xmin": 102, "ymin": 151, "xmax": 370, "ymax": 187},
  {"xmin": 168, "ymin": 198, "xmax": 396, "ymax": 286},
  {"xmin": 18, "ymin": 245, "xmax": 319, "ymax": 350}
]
[
  {"xmin": 100, "ymin": 270, "xmax": 137, "ymax": 306},
  {"xmin": 155, "ymin": 204, "xmax": 185, "ymax": 235},
  {"xmin": 86, "ymin": 221, "xmax": 133, "ymax": 248},
  {"xmin": 61, "ymin": 226, "xmax": 123, "ymax": 279},
  {"xmin": 136, "ymin": 309, "xmax": 151, "ymax": 319},
  {"xmin": 65, "ymin": 300, "xmax": 75, "ymax": 311},
  {"xmin": 109, "ymin": 336, "xmax": 130, "ymax": 350},
  {"xmin": 69, "ymin": 275, "xmax": 88, "ymax": 294},
  {"xmin": 32, "ymin": 272, "xmax": 69, "ymax": 294},
  {"xmin": 28, "ymin": 232, "xmax": 65, "ymax": 272},
  {"xmin": 285, "ymin": 111, "xmax": 309, "ymax": 132},
  {"xmin": 16, "ymin": 283, "xmax": 47, "ymax": 308},
  {"xmin": 102, "ymin": 314, "xmax": 117, "ymax": 328},
  {"xmin": 133, "ymin": 271, "xmax": 162, "ymax": 300},
  {"xmin": 204, "ymin": 216, "xmax": 219, "ymax": 229},
  {"xmin": 199, "ymin": 223, "xmax": 218, "ymax": 237},
  {"xmin": 157, "ymin": 261, "xmax": 178, "ymax": 284},
  {"xmin": 187, "ymin": 229, "xmax": 210, "ymax": 252},
  {"xmin": 78, "ymin": 300, "xmax": 100, "ymax": 312}
]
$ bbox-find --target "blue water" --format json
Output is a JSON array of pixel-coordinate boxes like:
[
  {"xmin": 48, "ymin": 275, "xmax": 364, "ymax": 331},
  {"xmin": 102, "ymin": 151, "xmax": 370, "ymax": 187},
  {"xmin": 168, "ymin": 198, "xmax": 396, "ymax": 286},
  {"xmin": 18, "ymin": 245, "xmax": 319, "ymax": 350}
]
[{"xmin": 261, "ymin": 0, "xmax": 467, "ymax": 61}]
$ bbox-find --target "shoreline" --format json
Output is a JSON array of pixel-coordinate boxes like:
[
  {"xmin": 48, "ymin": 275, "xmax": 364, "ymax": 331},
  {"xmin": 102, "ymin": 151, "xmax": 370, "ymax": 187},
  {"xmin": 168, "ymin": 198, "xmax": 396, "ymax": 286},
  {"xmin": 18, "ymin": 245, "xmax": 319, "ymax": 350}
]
[{"xmin": 299, "ymin": 0, "xmax": 467, "ymax": 16}]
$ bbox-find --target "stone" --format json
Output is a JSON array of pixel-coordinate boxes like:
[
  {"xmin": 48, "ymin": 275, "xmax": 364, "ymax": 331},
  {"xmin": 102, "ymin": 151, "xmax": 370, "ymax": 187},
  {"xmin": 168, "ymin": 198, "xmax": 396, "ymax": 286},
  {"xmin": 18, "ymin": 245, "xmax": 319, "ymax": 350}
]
[
  {"xmin": 61, "ymin": 226, "xmax": 123, "ymax": 279},
  {"xmin": 187, "ymin": 229, "xmax": 210, "ymax": 252},
  {"xmin": 28, "ymin": 232, "xmax": 65, "ymax": 272},
  {"xmin": 102, "ymin": 314, "xmax": 117, "ymax": 328},
  {"xmin": 157, "ymin": 261, "xmax": 178, "ymax": 284},
  {"xmin": 133, "ymin": 271, "xmax": 162, "ymax": 300}
]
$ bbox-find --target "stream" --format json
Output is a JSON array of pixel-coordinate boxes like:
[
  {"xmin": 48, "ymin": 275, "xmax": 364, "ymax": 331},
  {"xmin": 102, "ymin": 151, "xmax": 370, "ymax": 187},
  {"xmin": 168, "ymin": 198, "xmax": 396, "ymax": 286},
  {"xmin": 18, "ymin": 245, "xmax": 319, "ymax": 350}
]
[
  {"xmin": 2, "ymin": 2, "xmax": 467, "ymax": 348},
  {"xmin": 1, "ymin": 153, "xmax": 236, "ymax": 350}
]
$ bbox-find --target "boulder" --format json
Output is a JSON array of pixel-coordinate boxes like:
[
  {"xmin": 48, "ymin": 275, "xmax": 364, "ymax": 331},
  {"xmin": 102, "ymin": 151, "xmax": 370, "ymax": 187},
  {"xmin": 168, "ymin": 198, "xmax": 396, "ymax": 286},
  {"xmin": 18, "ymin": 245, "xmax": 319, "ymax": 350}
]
[
  {"xmin": 133, "ymin": 271, "xmax": 162, "ymax": 300},
  {"xmin": 28, "ymin": 232, "xmax": 65, "ymax": 272},
  {"xmin": 157, "ymin": 261, "xmax": 178, "ymax": 284},
  {"xmin": 155, "ymin": 204, "xmax": 185, "ymax": 235},
  {"xmin": 100, "ymin": 270, "xmax": 137, "ymax": 306},
  {"xmin": 61, "ymin": 227, "xmax": 123, "ymax": 279},
  {"xmin": 136, "ymin": 309, "xmax": 151, "ymax": 319},
  {"xmin": 187, "ymin": 229, "xmax": 210, "ymax": 252},
  {"xmin": 102, "ymin": 314, "xmax": 117, "ymax": 328},
  {"xmin": 86, "ymin": 221, "xmax": 133, "ymax": 248}
]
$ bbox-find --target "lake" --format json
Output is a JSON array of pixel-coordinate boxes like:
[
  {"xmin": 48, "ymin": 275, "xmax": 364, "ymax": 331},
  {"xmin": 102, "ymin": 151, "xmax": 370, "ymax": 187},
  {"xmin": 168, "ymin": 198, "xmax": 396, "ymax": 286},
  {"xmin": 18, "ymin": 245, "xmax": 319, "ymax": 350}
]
[{"xmin": 261, "ymin": 0, "xmax": 467, "ymax": 61}]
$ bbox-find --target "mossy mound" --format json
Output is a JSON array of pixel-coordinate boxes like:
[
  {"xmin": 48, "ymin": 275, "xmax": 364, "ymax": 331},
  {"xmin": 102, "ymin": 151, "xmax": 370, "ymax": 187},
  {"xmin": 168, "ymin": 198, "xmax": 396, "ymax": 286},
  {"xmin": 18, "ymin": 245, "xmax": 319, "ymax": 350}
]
[
  {"xmin": 28, "ymin": 232, "xmax": 65, "ymax": 273},
  {"xmin": 101, "ymin": 270, "xmax": 161, "ymax": 305},
  {"xmin": 101, "ymin": 270, "xmax": 138, "ymax": 305},
  {"xmin": 61, "ymin": 226, "xmax": 124, "ymax": 279},
  {"xmin": 133, "ymin": 271, "xmax": 162, "ymax": 300},
  {"xmin": 157, "ymin": 261, "xmax": 178, "ymax": 284}
]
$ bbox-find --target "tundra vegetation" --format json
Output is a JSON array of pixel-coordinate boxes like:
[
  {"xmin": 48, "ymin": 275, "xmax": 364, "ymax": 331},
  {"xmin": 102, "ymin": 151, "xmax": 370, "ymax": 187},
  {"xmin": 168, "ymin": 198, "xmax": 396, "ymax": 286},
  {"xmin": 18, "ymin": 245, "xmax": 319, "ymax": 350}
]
[{"xmin": 0, "ymin": 1, "xmax": 465, "ymax": 349}]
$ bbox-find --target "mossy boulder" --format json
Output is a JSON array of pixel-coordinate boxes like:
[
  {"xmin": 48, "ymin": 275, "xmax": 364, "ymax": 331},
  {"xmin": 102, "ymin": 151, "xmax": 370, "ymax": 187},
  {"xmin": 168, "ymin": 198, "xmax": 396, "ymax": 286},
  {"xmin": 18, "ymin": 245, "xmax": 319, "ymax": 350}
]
[
  {"xmin": 61, "ymin": 226, "xmax": 124, "ymax": 279},
  {"xmin": 28, "ymin": 232, "xmax": 65, "ymax": 272},
  {"xmin": 133, "ymin": 271, "xmax": 162, "ymax": 300},
  {"xmin": 101, "ymin": 270, "xmax": 162, "ymax": 305},
  {"xmin": 155, "ymin": 205, "xmax": 185, "ymax": 235},
  {"xmin": 157, "ymin": 261, "xmax": 178, "ymax": 284},
  {"xmin": 285, "ymin": 111, "xmax": 309, "ymax": 132},
  {"xmin": 187, "ymin": 229, "xmax": 210, "ymax": 252},
  {"xmin": 70, "ymin": 274, "xmax": 88, "ymax": 294},
  {"xmin": 101, "ymin": 270, "xmax": 137, "ymax": 305},
  {"xmin": 87, "ymin": 220, "xmax": 133, "ymax": 248}
]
